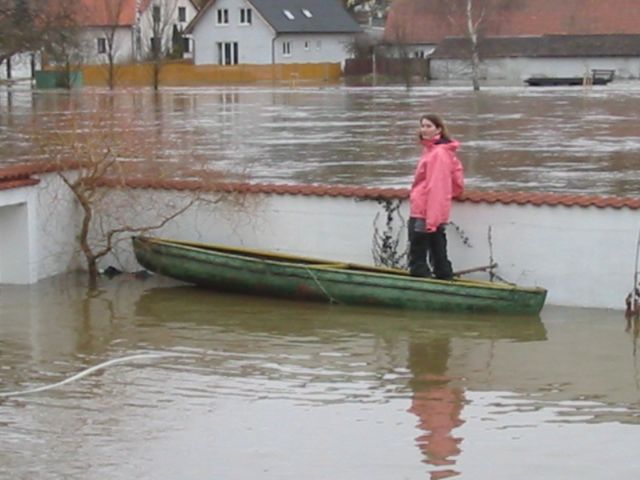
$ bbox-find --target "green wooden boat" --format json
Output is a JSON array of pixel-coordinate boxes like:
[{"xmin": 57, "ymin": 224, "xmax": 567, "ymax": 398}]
[{"xmin": 132, "ymin": 236, "xmax": 547, "ymax": 315}]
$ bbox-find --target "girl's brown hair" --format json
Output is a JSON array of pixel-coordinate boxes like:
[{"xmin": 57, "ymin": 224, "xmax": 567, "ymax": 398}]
[{"xmin": 420, "ymin": 114, "xmax": 451, "ymax": 141}]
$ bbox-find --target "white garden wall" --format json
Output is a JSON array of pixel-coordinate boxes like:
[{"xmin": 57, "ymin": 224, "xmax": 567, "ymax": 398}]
[{"xmin": 1, "ymin": 172, "xmax": 638, "ymax": 310}]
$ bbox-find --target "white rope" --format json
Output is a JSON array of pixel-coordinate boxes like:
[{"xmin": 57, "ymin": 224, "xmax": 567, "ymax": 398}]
[
  {"xmin": 0, "ymin": 352, "xmax": 194, "ymax": 398},
  {"xmin": 305, "ymin": 266, "xmax": 339, "ymax": 304}
]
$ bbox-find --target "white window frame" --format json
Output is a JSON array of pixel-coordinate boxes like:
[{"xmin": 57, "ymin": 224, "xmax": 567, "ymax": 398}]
[
  {"xmin": 304, "ymin": 41, "xmax": 309, "ymax": 51},
  {"xmin": 217, "ymin": 41, "xmax": 239, "ymax": 65},
  {"xmin": 216, "ymin": 8, "xmax": 229, "ymax": 25},
  {"xmin": 282, "ymin": 41, "xmax": 291, "ymax": 57},
  {"xmin": 239, "ymin": 8, "xmax": 252, "ymax": 25},
  {"xmin": 283, "ymin": 9, "xmax": 294, "ymax": 20},
  {"xmin": 178, "ymin": 6, "xmax": 187, "ymax": 22},
  {"xmin": 301, "ymin": 8, "xmax": 312, "ymax": 18}
]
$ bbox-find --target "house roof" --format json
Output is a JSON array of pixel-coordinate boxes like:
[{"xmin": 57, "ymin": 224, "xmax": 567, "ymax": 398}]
[
  {"xmin": 430, "ymin": 34, "xmax": 640, "ymax": 59},
  {"xmin": 186, "ymin": 0, "xmax": 361, "ymax": 34},
  {"xmin": 384, "ymin": 0, "xmax": 640, "ymax": 44},
  {"xmin": 74, "ymin": 0, "xmax": 151, "ymax": 27},
  {"xmin": 250, "ymin": 0, "xmax": 360, "ymax": 33}
]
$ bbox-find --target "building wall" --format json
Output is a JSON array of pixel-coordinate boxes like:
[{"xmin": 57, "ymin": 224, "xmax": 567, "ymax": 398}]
[
  {"xmin": 78, "ymin": 26, "xmax": 135, "ymax": 65},
  {"xmin": 0, "ymin": 174, "xmax": 79, "ymax": 284},
  {"xmin": 274, "ymin": 33, "xmax": 354, "ymax": 65},
  {"xmin": 431, "ymin": 56, "xmax": 640, "ymax": 82}
]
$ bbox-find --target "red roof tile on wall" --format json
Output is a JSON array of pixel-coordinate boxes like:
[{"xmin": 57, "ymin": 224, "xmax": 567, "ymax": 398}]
[
  {"xmin": 2, "ymin": 162, "xmax": 639, "ymax": 211},
  {"xmin": 385, "ymin": 0, "xmax": 640, "ymax": 44}
]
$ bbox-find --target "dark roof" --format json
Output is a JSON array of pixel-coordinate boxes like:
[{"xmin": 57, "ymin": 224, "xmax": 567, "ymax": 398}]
[
  {"xmin": 430, "ymin": 34, "xmax": 640, "ymax": 59},
  {"xmin": 250, "ymin": 0, "xmax": 360, "ymax": 33},
  {"xmin": 187, "ymin": 0, "xmax": 360, "ymax": 34}
]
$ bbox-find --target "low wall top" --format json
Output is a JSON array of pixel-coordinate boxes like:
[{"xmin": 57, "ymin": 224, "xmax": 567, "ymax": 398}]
[{"xmin": 2, "ymin": 161, "xmax": 640, "ymax": 210}]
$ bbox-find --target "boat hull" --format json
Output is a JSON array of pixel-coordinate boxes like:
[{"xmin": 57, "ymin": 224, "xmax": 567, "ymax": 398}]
[{"xmin": 132, "ymin": 236, "xmax": 547, "ymax": 316}]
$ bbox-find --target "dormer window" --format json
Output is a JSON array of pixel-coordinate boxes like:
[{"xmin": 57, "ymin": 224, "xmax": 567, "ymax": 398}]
[
  {"xmin": 283, "ymin": 9, "xmax": 294, "ymax": 20},
  {"xmin": 301, "ymin": 9, "xmax": 312, "ymax": 18}
]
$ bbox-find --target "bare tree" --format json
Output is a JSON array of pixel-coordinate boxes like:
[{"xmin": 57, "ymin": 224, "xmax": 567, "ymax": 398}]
[
  {"xmin": 143, "ymin": 0, "xmax": 180, "ymax": 90},
  {"xmin": 0, "ymin": 0, "xmax": 79, "ymax": 74},
  {"xmin": 29, "ymin": 103, "xmax": 229, "ymax": 289},
  {"xmin": 98, "ymin": 0, "xmax": 129, "ymax": 89},
  {"xmin": 386, "ymin": 19, "xmax": 417, "ymax": 90},
  {"xmin": 434, "ymin": 0, "xmax": 523, "ymax": 91}
]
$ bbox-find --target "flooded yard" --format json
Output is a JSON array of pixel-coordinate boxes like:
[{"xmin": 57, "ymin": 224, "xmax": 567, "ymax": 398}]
[
  {"xmin": 2, "ymin": 81, "xmax": 640, "ymax": 478},
  {"xmin": 1, "ymin": 275, "xmax": 640, "ymax": 479},
  {"xmin": 1, "ymin": 82, "xmax": 640, "ymax": 195}
]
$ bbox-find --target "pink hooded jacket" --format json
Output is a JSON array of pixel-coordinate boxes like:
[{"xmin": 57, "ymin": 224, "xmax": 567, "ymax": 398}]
[{"xmin": 409, "ymin": 136, "xmax": 464, "ymax": 232}]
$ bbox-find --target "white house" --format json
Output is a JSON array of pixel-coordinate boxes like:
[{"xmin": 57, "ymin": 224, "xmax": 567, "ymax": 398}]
[
  {"xmin": 185, "ymin": 0, "xmax": 361, "ymax": 66},
  {"xmin": 72, "ymin": 0, "xmax": 199, "ymax": 64}
]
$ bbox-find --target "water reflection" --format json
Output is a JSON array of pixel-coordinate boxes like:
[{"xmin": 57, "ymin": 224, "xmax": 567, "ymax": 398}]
[
  {"xmin": 3, "ymin": 275, "xmax": 640, "ymax": 479},
  {"xmin": 2, "ymin": 83, "xmax": 640, "ymax": 195}
]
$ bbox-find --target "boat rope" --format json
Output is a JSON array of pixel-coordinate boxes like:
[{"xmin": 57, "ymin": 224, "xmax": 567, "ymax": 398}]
[
  {"xmin": 0, "ymin": 352, "xmax": 194, "ymax": 398},
  {"xmin": 305, "ymin": 266, "xmax": 340, "ymax": 304}
]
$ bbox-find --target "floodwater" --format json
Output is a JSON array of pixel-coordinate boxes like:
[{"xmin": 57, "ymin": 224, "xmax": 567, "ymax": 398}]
[
  {"xmin": 1, "ymin": 81, "xmax": 640, "ymax": 195},
  {"xmin": 2, "ymin": 274, "xmax": 640, "ymax": 479}
]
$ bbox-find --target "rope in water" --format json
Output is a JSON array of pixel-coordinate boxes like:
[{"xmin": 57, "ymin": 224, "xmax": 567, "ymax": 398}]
[
  {"xmin": 0, "ymin": 352, "xmax": 193, "ymax": 398},
  {"xmin": 304, "ymin": 266, "xmax": 339, "ymax": 304}
]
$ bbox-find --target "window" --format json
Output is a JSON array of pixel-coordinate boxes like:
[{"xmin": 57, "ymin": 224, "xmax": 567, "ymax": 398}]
[
  {"xmin": 301, "ymin": 8, "xmax": 312, "ymax": 18},
  {"xmin": 282, "ymin": 41, "xmax": 291, "ymax": 56},
  {"xmin": 283, "ymin": 9, "xmax": 294, "ymax": 20},
  {"xmin": 178, "ymin": 6, "xmax": 186, "ymax": 22},
  {"xmin": 239, "ymin": 8, "xmax": 252, "ymax": 24},
  {"xmin": 152, "ymin": 6, "xmax": 161, "ymax": 23},
  {"xmin": 304, "ymin": 41, "xmax": 309, "ymax": 50},
  {"xmin": 217, "ymin": 41, "xmax": 238, "ymax": 65},
  {"xmin": 97, "ymin": 38, "xmax": 106, "ymax": 54},
  {"xmin": 216, "ymin": 8, "xmax": 229, "ymax": 25},
  {"xmin": 182, "ymin": 37, "xmax": 190, "ymax": 53},
  {"xmin": 316, "ymin": 40, "xmax": 321, "ymax": 51},
  {"xmin": 150, "ymin": 36, "xmax": 161, "ymax": 53}
]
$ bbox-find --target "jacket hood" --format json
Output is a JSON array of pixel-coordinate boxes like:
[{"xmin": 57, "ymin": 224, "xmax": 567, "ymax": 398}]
[{"xmin": 421, "ymin": 136, "xmax": 460, "ymax": 152}]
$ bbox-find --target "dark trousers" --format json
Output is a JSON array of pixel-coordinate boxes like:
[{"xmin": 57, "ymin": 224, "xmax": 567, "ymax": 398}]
[{"xmin": 408, "ymin": 218, "xmax": 453, "ymax": 280}]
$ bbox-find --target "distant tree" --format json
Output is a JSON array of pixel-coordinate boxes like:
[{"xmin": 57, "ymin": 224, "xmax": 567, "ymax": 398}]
[
  {"xmin": 96, "ymin": 0, "xmax": 130, "ymax": 89},
  {"xmin": 434, "ymin": 0, "xmax": 523, "ymax": 91},
  {"xmin": 386, "ymin": 19, "xmax": 415, "ymax": 90},
  {"xmin": 143, "ymin": 0, "xmax": 181, "ymax": 90},
  {"xmin": 0, "ymin": 0, "xmax": 80, "ymax": 74}
]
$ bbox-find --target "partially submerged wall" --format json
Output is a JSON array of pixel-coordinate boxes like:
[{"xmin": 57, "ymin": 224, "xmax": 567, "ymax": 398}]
[{"xmin": 1, "ymin": 167, "xmax": 639, "ymax": 310}]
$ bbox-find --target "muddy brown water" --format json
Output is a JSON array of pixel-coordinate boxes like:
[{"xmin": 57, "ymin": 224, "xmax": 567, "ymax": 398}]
[
  {"xmin": 1, "ymin": 273, "xmax": 639, "ymax": 479},
  {"xmin": 2, "ymin": 82, "xmax": 640, "ymax": 196}
]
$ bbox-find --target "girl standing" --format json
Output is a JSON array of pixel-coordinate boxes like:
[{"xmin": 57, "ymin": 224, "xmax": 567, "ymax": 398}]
[{"xmin": 408, "ymin": 114, "xmax": 464, "ymax": 280}]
